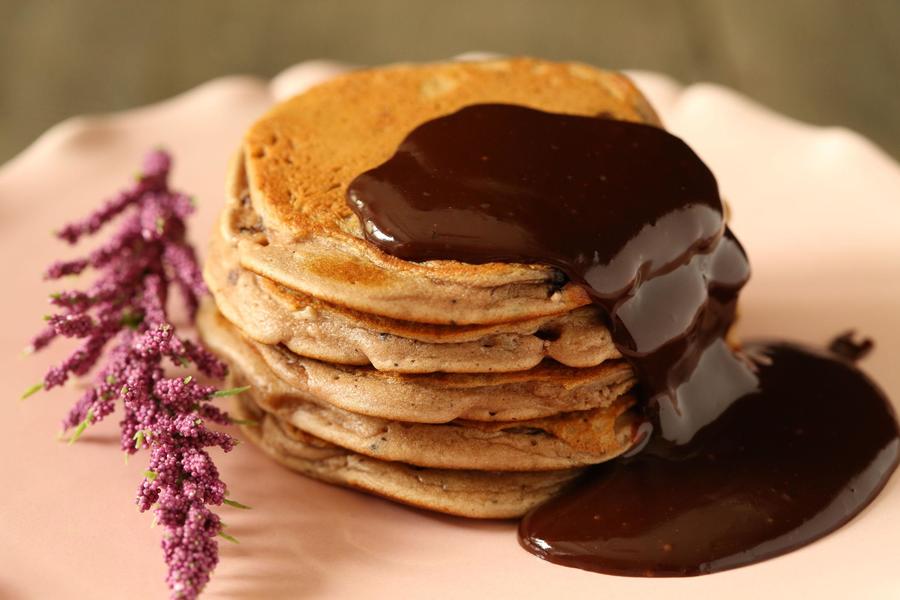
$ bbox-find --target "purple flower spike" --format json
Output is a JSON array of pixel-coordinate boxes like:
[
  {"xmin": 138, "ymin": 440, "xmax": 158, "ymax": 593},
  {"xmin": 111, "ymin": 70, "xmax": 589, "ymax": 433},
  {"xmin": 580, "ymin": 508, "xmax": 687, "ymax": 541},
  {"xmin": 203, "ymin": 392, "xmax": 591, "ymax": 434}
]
[
  {"xmin": 143, "ymin": 149, "xmax": 173, "ymax": 178},
  {"xmin": 27, "ymin": 150, "xmax": 242, "ymax": 600}
]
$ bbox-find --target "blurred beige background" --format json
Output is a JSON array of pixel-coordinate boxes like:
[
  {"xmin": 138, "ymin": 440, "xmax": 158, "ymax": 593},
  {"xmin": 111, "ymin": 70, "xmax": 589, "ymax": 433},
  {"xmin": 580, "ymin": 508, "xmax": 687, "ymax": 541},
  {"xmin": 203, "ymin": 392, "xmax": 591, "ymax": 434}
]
[{"xmin": 1, "ymin": 0, "xmax": 898, "ymax": 164}]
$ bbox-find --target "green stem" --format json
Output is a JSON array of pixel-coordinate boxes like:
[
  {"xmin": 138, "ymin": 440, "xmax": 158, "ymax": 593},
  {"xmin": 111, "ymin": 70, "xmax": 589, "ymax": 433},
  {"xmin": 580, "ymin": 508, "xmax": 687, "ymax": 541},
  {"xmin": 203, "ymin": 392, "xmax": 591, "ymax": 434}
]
[
  {"xmin": 218, "ymin": 531, "xmax": 239, "ymax": 544},
  {"xmin": 21, "ymin": 382, "xmax": 44, "ymax": 400},
  {"xmin": 212, "ymin": 386, "xmax": 250, "ymax": 398},
  {"xmin": 68, "ymin": 408, "xmax": 95, "ymax": 445}
]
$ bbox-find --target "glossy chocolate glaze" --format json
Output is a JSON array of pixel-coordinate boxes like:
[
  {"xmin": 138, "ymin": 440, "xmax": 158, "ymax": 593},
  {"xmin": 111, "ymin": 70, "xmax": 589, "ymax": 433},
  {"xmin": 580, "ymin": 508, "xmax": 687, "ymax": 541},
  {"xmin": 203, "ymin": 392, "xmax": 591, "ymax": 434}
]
[
  {"xmin": 829, "ymin": 331, "xmax": 875, "ymax": 362},
  {"xmin": 346, "ymin": 103, "xmax": 899, "ymax": 576},
  {"xmin": 348, "ymin": 104, "xmax": 750, "ymax": 440}
]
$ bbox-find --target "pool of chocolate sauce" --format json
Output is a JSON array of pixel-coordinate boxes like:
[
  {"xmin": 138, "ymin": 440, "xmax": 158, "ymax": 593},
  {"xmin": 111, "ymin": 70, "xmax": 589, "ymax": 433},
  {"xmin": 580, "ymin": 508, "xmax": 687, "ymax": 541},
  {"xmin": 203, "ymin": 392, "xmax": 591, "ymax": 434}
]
[
  {"xmin": 519, "ymin": 341, "xmax": 898, "ymax": 575},
  {"xmin": 347, "ymin": 103, "xmax": 899, "ymax": 576}
]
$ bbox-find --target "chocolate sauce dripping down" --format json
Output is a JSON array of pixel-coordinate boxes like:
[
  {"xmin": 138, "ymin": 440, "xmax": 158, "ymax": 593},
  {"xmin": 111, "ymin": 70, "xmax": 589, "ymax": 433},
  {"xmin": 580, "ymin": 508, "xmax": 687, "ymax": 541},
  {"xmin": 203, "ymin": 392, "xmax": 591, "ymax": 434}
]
[
  {"xmin": 348, "ymin": 104, "xmax": 751, "ymax": 441},
  {"xmin": 346, "ymin": 103, "xmax": 899, "ymax": 576}
]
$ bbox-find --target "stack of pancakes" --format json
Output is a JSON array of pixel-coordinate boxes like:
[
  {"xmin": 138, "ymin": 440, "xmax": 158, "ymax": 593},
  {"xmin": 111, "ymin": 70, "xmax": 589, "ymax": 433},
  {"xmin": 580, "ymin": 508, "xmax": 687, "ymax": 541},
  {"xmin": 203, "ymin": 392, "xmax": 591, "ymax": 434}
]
[{"xmin": 199, "ymin": 58, "xmax": 661, "ymax": 518}]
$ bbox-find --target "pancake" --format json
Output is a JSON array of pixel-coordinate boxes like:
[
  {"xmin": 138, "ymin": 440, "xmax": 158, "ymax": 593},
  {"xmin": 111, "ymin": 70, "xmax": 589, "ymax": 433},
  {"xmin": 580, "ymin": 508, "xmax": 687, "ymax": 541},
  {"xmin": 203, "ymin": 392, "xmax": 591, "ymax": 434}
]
[
  {"xmin": 234, "ymin": 396, "xmax": 585, "ymax": 519},
  {"xmin": 222, "ymin": 326, "xmax": 637, "ymax": 471},
  {"xmin": 237, "ymin": 375, "xmax": 636, "ymax": 471},
  {"xmin": 198, "ymin": 299, "xmax": 637, "ymax": 423},
  {"xmin": 199, "ymin": 58, "xmax": 671, "ymax": 517},
  {"xmin": 228, "ymin": 58, "xmax": 661, "ymax": 325},
  {"xmin": 206, "ymin": 220, "xmax": 621, "ymax": 373}
]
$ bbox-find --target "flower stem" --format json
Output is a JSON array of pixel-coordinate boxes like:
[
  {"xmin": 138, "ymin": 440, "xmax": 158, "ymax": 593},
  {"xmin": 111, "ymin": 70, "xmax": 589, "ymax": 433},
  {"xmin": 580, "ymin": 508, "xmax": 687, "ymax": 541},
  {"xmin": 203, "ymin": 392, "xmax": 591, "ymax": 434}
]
[
  {"xmin": 218, "ymin": 531, "xmax": 239, "ymax": 544},
  {"xmin": 212, "ymin": 386, "xmax": 250, "ymax": 398},
  {"xmin": 21, "ymin": 382, "xmax": 44, "ymax": 400},
  {"xmin": 68, "ymin": 408, "xmax": 95, "ymax": 444}
]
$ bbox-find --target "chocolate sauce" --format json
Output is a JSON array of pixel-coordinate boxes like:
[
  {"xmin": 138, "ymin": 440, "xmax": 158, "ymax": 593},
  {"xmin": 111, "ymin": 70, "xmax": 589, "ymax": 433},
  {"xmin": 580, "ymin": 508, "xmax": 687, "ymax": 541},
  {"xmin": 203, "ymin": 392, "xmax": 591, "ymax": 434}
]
[
  {"xmin": 346, "ymin": 103, "xmax": 899, "ymax": 576},
  {"xmin": 348, "ymin": 104, "xmax": 750, "ymax": 439},
  {"xmin": 520, "ymin": 342, "xmax": 899, "ymax": 575},
  {"xmin": 829, "ymin": 331, "xmax": 874, "ymax": 362}
]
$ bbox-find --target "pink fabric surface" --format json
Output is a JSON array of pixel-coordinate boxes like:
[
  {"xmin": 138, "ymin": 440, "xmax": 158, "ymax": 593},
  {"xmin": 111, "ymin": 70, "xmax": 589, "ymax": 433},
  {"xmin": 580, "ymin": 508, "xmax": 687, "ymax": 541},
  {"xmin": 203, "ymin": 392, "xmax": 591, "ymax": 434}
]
[{"xmin": 1, "ymin": 62, "xmax": 898, "ymax": 599}]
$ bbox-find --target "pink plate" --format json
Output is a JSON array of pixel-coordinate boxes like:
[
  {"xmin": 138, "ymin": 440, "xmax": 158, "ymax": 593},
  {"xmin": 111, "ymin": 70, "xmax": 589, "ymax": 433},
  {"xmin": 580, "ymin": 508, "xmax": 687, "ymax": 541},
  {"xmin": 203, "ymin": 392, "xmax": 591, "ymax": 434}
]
[{"xmin": 1, "ymin": 61, "xmax": 898, "ymax": 600}]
